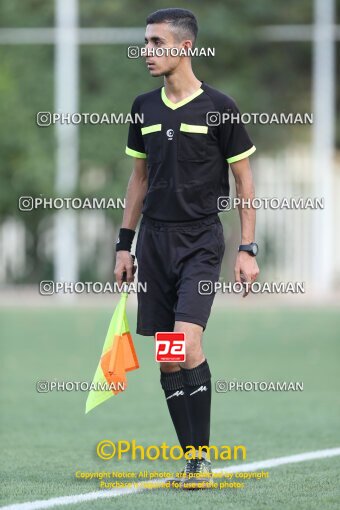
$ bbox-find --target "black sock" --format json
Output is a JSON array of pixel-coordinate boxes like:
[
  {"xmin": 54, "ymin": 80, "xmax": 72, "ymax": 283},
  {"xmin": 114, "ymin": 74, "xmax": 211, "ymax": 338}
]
[
  {"xmin": 160, "ymin": 369, "xmax": 193, "ymax": 454},
  {"xmin": 181, "ymin": 359, "xmax": 212, "ymax": 453}
]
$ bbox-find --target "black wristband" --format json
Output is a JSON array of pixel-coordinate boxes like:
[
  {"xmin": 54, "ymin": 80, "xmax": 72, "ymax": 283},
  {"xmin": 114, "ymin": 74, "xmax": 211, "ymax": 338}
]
[{"xmin": 116, "ymin": 228, "xmax": 135, "ymax": 252}]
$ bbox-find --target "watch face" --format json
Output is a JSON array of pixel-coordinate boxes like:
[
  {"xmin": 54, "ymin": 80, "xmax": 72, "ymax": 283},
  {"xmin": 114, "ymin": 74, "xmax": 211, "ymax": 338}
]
[{"xmin": 252, "ymin": 243, "xmax": 259, "ymax": 256}]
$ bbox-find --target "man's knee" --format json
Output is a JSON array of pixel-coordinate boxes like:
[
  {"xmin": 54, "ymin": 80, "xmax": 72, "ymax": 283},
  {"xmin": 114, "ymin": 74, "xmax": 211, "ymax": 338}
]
[
  {"xmin": 175, "ymin": 321, "xmax": 204, "ymax": 368},
  {"xmin": 160, "ymin": 362, "xmax": 181, "ymax": 373}
]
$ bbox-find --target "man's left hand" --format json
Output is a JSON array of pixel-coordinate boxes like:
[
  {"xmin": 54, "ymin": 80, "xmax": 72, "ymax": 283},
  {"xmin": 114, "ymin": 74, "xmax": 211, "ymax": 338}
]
[{"xmin": 234, "ymin": 251, "xmax": 260, "ymax": 297}]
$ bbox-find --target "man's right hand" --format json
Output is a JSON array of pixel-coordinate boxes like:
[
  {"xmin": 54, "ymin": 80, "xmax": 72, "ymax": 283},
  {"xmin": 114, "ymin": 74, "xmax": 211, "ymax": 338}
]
[{"xmin": 114, "ymin": 251, "xmax": 135, "ymax": 286}]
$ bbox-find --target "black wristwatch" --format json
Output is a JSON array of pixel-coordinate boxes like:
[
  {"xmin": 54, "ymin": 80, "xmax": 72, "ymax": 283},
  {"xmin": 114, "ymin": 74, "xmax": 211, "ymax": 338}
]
[{"xmin": 238, "ymin": 242, "xmax": 259, "ymax": 257}]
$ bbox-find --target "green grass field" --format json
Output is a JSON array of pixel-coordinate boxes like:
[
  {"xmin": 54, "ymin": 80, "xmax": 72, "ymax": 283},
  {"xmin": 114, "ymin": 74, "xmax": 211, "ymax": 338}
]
[{"xmin": 1, "ymin": 305, "xmax": 340, "ymax": 509}]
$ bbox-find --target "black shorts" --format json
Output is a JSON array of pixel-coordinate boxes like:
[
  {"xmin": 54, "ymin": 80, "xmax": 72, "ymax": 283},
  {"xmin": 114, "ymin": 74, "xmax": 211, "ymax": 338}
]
[{"xmin": 135, "ymin": 214, "xmax": 225, "ymax": 336}]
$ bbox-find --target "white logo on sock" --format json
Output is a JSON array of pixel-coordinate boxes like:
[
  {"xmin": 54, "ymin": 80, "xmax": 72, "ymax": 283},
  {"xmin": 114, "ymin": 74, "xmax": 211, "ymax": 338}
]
[
  {"xmin": 166, "ymin": 390, "xmax": 184, "ymax": 400},
  {"xmin": 189, "ymin": 385, "xmax": 208, "ymax": 396}
]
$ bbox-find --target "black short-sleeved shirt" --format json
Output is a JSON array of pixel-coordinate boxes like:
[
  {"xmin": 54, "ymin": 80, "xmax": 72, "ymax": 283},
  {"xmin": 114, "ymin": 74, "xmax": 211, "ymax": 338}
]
[{"xmin": 125, "ymin": 81, "xmax": 256, "ymax": 222}]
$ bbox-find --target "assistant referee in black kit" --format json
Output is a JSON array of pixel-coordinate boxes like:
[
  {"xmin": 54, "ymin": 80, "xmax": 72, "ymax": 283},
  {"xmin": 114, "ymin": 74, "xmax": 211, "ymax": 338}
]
[{"xmin": 114, "ymin": 8, "xmax": 259, "ymax": 489}]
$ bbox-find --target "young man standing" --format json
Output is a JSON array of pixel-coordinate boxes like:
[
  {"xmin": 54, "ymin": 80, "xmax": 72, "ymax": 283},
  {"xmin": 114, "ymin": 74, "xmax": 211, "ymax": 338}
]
[{"xmin": 114, "ymin": 8, "xmax": 259, "ymax": 489}]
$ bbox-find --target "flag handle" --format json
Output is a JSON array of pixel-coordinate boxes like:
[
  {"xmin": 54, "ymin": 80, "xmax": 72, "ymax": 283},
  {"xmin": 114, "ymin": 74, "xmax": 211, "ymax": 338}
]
[
  {"xmin": 121, "ymin": 254, "xmax": 136, "ymax": 295},
  {"xmin": 108, "ymin": 254, "xmax": 135, "ymax": 374}
]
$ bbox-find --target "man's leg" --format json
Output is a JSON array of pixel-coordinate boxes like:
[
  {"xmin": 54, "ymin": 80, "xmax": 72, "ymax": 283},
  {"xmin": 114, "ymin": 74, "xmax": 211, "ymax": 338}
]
[
  {"xmin": 160, "ymin": 361, "xmax": 193, "ymax": 453},
  {"xmin": 176, "ymin": 321, "xmax": 212, "ymax": 453}
]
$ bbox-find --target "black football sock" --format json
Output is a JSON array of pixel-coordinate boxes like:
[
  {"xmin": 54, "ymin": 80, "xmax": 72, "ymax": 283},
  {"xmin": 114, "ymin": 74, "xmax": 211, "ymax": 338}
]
[
  {"xmin": 160, "ymin": 369, "xmax": 193, "ymax": 454},
  {"xmin": 181, "ymin": 359, "xmax": 212, "ymax": 455}
]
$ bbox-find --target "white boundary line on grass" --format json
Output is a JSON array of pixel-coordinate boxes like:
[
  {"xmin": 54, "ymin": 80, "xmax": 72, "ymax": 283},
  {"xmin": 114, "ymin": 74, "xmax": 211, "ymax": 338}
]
[{"xmin": 2, "ymin": 447, "xmax": 340, "ymax": 510}]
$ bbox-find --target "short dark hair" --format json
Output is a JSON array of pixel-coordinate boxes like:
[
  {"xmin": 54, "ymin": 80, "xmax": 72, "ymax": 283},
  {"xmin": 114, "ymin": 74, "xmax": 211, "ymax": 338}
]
[{"xmin": 146, "ymin": 8, "xmax": 198, "ymax": 44}]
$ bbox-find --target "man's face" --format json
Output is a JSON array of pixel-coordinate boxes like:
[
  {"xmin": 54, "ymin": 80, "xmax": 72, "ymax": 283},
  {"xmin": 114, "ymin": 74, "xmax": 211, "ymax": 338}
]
[{"xmin": 144, "ymin": 23, "xmax": 190, "ymax": 77}]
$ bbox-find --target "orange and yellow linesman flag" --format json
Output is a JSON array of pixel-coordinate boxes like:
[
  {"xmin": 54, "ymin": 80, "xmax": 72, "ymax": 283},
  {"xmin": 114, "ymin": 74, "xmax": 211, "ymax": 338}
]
[{"xmin": 85, "ymin": 289, "xmax": 139, "ymax": 414}]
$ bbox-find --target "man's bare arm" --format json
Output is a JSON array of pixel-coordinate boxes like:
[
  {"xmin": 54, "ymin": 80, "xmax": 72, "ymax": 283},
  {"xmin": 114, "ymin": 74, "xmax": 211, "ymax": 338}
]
[
  {"xmin": 121, "ymin": 158, "xmax": 148, "ymax": 229},
  {"xmin": 114, "ymin": 158, "xmax": 147, "ymax": 285},
  {"xmin": 230, "ymin": 157, "xmax": 259, "ymax": 297}
]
